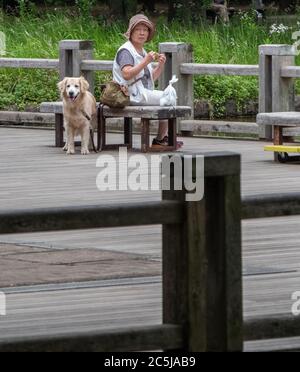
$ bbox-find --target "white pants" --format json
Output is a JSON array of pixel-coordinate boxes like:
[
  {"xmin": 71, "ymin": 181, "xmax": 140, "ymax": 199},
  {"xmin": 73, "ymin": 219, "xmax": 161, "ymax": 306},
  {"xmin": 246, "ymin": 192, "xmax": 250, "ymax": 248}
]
[{"xmin": 130, "ymin": 89, "xmax": 164, "ymax": 106}]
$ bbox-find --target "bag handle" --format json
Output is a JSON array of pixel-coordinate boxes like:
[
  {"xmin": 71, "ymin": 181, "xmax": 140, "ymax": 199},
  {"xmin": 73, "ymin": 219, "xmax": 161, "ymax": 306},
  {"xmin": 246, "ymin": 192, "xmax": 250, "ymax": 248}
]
[{"xmin": 128, "ymin": 77, "xmax": 143, "ymax": 87}]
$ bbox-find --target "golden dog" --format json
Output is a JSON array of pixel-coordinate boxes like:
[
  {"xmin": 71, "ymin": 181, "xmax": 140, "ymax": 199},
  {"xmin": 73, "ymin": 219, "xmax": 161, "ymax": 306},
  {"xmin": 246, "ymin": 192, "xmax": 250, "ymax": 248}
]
[{"xmin": 58, "ymin": 77, "xmax": 97, "ymax": 155}]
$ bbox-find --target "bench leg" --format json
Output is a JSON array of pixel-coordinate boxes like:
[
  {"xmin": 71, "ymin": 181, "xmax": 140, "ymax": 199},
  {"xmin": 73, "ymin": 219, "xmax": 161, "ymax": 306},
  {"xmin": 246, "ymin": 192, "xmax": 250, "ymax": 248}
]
[
  {"xmin": 274, "ymin": 126, "xmax": 283, "ymax": 146},
  {"xmin": 274, "ymin": 125, "xmax": 284, "ymax": 162},
  {"xmin": 100, "ymin": 115, "xmax": 107, "ymax": 151},
  {"xmin": 98, "ymin": 110, "xmax": 132, "ymax": 152},
  {"xmin": 124, "ymin": 117, "xmax": 133, "ymax": 149},
  {"xmin": 55, "ymin": 113, "xmax": 64, "ymax": 148},
  {"xmin": 168, "ymin": 118, "xmax": 177, "ymax": 149},
  {"xmin": 141, "ymin": 118, "xmax": 150, "ymax": 153}
]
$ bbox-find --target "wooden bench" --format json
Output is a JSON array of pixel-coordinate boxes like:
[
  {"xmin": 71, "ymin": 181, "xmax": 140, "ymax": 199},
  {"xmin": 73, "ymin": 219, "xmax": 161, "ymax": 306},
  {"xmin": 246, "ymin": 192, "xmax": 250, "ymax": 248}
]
[
  {"xmin": 40, "ymin": 102, "xmax": 191, "ymax": 153},
  {"xmin": 257, "ymin": 112, "xmax": 300, "ymax": 162}
]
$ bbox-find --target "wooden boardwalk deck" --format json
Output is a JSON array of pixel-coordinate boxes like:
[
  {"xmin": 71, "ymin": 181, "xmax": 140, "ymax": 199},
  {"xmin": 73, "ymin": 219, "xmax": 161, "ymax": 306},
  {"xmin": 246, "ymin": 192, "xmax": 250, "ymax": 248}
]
[{"xmin": 1, "ymin": 127, "xmax": 300, "ymax": 351}]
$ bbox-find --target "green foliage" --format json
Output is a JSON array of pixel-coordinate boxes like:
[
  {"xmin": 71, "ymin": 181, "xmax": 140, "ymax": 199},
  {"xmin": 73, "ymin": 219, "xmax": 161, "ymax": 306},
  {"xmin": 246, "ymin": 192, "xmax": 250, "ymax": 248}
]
[
  {"xmin": 194, "ymin": 75, "xmax": 258, "ymax": 117},
  {"xmin": 0, "ymin": 68, "xmax": 59, "ymax": 110},
  {"xmin": 170, "ymin": 1, "xmax": 210, "ymax": 23},
  {"xmin": 16, "ymin": 0, "xmax": 38, "ymax": 18},
  {"xmin": 75, "ymin": 0, "xmax": 96, "ymax": 19}
]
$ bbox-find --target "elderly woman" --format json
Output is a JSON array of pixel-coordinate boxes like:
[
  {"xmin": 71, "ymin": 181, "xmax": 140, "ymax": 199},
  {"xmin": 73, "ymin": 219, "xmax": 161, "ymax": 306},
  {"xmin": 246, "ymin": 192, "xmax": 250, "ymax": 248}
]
[{"xmin": 113, "ymin": 14, "xmax": 182, "ymax": 149}]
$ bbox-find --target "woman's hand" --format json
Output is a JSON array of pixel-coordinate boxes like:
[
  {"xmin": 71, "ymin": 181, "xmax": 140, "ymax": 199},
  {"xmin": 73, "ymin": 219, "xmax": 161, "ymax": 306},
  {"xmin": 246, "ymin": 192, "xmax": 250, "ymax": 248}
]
[
  {"xmin": 157, "ymin": 53, "xmax": 166, "ymax": 67},
  {"xmin": 144, "ymin": 51, "xmax": 158, "ymax": 65},
  {"xmin": 152, "ymin": 53, "xmax": 167, "ymax": 82}
]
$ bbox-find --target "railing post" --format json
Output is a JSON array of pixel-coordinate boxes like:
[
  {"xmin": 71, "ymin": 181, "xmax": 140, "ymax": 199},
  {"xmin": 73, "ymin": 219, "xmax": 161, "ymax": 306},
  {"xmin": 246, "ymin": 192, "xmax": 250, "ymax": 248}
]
[
  {"xmin": 259, "ymin": 45, "xmax": 295, "ymax": 140},
  {"xmin": 159, "ymin": 42, "xmax": 194, "ymax": 133},
  {"xmin": 162, "ymin": 152, "xmax": 243, "ymax": 352},
  {"xmin": 59, "ymin": 40, "xmax": 94, "ymax": 94}
]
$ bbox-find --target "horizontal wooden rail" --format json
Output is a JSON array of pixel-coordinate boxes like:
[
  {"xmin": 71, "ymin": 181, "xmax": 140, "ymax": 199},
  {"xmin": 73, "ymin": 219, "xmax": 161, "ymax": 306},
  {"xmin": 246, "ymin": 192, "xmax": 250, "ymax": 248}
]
[
  {"xmin": 0, "ymin": 324, "xmax": 183, "ymax": 352},
  {"xmin": 80, "ymin": 60, "xmax": 158, "ymax": 71},
  {"xmin": 0, "ymin": 201, "xmax": 183, "ymax": 235},
  {"xmin": 180, "ymin": 63, "xmax": 259, "ymax": 76},
  {"xmin": 0, "ymin": 58, "xmax": 59, "ymax": 69},
  {"xmin": 281, "ymin": 66, "xmax": 300, "ymax": 78},
  {"xmin": 81, "ymin": 59, "xmax": 113, "ymax": 71},
  {"xmin": 242, "ymin": 193, "xmax": 300, "ymax": 219},
  {"xmin": 244, "ymin": 315, "xmax": 300, "ymax": 341}
]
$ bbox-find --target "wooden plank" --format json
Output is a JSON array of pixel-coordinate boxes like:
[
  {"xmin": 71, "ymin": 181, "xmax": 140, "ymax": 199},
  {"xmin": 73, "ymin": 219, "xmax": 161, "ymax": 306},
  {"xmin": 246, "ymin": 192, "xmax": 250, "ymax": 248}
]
[
  {"xmin": 181, "ymin": 120, "xmax": 259, "ymax": 135},
  {"xmin": 40, "ymin": 102, "xmax": 192, "ymax": 120},
  {"xmin": 102, "ymin": 106, "xmax": 192, "ymax": 120},
  {"xmin": 0, "ymin": 201, "xmax": 183, "ymax": 235},
  {"xmin": 204, "ymin": 173, "xmax": 243, "ymax": 351},
  {"xmin": 0, "ymin": 58, "xmax": 59, "ymax": 69},
  {"xmin": 0, "ymin": 111, "xmax": 54, "ymax": 125},
  {"xmin": 141, "ymin": 118, "xmax": 150, "ymax": 153},
  {"xmin": 0, "ymin": 324, "xmax": 183, "ymax": 352},
  {"xmin": 272, "ymin": 55, "xmax": 295, "ymax": 113},
  {"xmin": 158, "ymin": 42, "xmax": 188, "ymax": 54},
  {"xmin": 244, "ymin": 315, "xmax": 300, "ymax": 341},
  {"xmin": 168, "ymin": 118, "xmax": 177, "ymax": 147},
  {"xmin": 180, "ymin": 63, "xmax": 259, "ymax": 76},
  {"xmin": 259, "ymin": 50, "xmax": 272, "ymax": 139},
  {"xmin": 55, "ymin": 113, "xmax": 64, "ymax": 147},
  {"xmin": 223, "ymin": 174, "xmax": 243, "ymax": 351},
  {"xmin": 274, "ymin": 126, "xmax": 283, "ymax": 147},
  {"xmin": 259, "ymin": 44, "xmax": 296, "ymax": 56},
  {"xmin": 59, "ymin": 40, "xmax": 93, "ymax": 50},
  {"xmin": 162, "ymin": 154, "xmax": 188, "ymax": 350},
  {"xmin": 242, "ymin": 193, "xmax": 300, "ymax": 219},
  {"xmin": 40, "ymin": 101, "xmax": 60, "ymax": 113},
  {"xmin": 245, "ymin": 337, "xmax": 300, "ymax": 352},
  {"xmin": 124, "ymin": 118, "xmax": 133, "ymax": 148},
  {"xmin": 257, "ymin": 112, "xmax": 300, "ymax": 126},
  {"xmin": 185, "ymin": 194, "xmax": 207, "ymax": 351},
  {"xmin": 81, "ymin": 60, "xmax": 113, "ymax": 71},
  {"xmin": 281, "ymin": 66, "xmax": 300, "ymax": 78}
]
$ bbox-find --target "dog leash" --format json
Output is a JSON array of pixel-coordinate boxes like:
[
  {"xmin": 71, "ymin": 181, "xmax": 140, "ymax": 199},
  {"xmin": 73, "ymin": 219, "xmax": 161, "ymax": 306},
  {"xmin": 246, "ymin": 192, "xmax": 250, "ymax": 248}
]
[
  {"xmin": 89, "ymin": 129, "xmax": 98, "ymax": 153},
  {"xmin": 98, "ymin": 104, "xmax": 105, "ymax": 152},
  {"xmin": 80, "ymin": 109, "xmax": 98, "ymax": 153}
]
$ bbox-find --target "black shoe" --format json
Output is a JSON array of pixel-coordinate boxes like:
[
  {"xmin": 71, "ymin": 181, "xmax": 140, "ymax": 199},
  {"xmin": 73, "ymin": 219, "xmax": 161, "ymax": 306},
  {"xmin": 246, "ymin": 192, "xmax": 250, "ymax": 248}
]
[
  {"xmin": 162, "ymin": 136, "xmax": 184, "ymax": 148},
  {"xmin": 152, "ymin": 137, "xmax": 184, "ymax": 149},
  {"xmin": 152, "ymin": 137, "xmax": 168, "ymax": 147}
]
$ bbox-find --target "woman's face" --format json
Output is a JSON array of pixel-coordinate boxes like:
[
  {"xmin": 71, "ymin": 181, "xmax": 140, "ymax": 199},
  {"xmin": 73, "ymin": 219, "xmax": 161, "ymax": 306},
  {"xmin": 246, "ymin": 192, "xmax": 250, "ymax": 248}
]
[{"xmin": 130, "ymin": 23, "xmax": 150, "ymax": 45}]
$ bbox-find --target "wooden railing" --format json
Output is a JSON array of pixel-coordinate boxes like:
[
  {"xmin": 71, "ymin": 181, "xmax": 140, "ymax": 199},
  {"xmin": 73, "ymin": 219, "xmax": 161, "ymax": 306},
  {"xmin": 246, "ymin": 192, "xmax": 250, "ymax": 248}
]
[
  {"xmin": 0, "ymin": 58, "xmax": 59, "ymax": 69},
  {"xmin": 0, "ymin": 152, "xmax": 300, "ymax": 352},
  {"xmin": 180, "ymin": 63, "xmax": 259, "ymax": 76},
  {"xmin": 0, "ymin": 41, "xmax": 299, "ymax": 139}
]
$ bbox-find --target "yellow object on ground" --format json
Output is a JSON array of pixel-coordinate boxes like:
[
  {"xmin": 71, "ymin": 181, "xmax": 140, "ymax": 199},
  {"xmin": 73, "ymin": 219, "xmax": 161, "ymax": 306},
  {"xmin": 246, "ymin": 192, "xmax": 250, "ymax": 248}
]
[{"xmin": 264, "ymin": 145, "xmax": 300, "ymax": 153}]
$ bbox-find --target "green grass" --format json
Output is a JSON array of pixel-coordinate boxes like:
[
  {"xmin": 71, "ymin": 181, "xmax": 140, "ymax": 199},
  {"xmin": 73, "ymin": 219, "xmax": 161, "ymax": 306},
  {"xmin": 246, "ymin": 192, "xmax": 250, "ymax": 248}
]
[{"xmin": 0, "ymin": 9, "xmax": 299, "ymax": 116}]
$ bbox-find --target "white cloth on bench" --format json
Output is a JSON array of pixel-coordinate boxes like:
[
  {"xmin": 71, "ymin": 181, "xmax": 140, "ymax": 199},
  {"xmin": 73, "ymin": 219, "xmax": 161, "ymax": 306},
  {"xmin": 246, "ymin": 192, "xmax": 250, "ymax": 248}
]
[{"xmin": 130, "ymin": 89, "xmax": 164, "ymax": 106}]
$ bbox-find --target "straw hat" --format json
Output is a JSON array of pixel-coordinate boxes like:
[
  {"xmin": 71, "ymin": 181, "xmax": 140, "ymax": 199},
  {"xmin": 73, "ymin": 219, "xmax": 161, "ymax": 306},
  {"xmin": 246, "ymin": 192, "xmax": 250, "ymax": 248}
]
[{"xmin": 124, "ymin": 14, "xmax": 155, "ymax": 42}]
